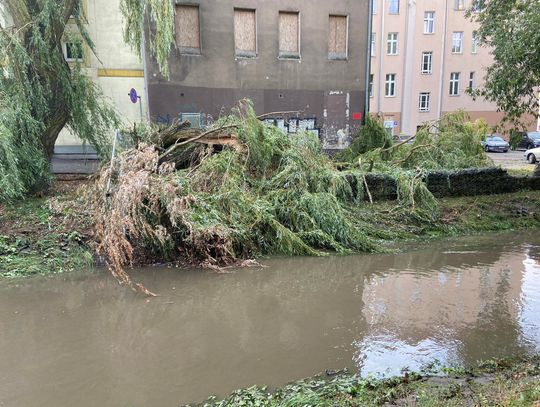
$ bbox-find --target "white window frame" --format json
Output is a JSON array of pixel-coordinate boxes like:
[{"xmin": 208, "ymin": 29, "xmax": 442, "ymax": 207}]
[
  {"xmin": 62, "ymin": 41, "xmax": 83, "ymax": 62},
  {"xmin": 369, "ymin": 74, "xmax": 374, "ymax": 97},
  {"xmin": 450, "ymin": 72, "xmax": 460, "ymax": 96},
  {"xmin": 419, "ymin": 92, "xmax": 430, "ymax": 112},
  {"xmin": 372, "ymin": 0, "xmax": 378, "ymax": 14},
  {"xmin": 385, "ymin": 73, "xmax": 396, "ymax": 97},
  {"xmin": 454, "ymin": 0, "xmax": 465, "ymax": 10},
  {"xmin": 389, "ymin": 0, "xmax": 399, "ymax": 14},
  {"xmin": 421, "ymin": 51, "xmax": 433, "ymax": 74},
  {"xmin": 371, "ymin": 32, "xmax": 376, "ymax": 57},
  {"xmin": 452, "ymin": 32, "xmax": 463, "ymax": 53},
  {"xmin": 471, "ymin": 31, "xmax": 478, "ymax": 54},
  {"xmin": 469, "ymin": 71, "xmax": 476, "ymax": 90},
  {"xmin": 424, "ymin": 11, "xmax": 434, "ymax": 34},
  {"xmin": 387, "ymin": 32, "xmax": 398, "ymax": 55}
]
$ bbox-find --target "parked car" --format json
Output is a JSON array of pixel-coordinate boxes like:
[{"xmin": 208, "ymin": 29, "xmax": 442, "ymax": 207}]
[
  {"xmin": 481, "ymin": 135, "xmax": 509, "ymax": 152},
  {"xmin": 524, "ymin": 147, "xmax": 540, "ymax": 164},
  {"xmin": 516, "ymin": 131, "xmax": 540, "ymax": 150}
]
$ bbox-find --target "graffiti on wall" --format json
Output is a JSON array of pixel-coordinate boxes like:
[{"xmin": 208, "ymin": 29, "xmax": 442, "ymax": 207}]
[{"xmin": 261, "ymin": 117, "xmax": 321, "ymax": 137}]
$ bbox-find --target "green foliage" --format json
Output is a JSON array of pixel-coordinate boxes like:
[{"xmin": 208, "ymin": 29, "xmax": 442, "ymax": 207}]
[
  {"xmin": 395, "ymin": 111, "xmax": 491, "ymax": 171},
  {"xmin": 0, "ymin": 0, "xmax": 118, "ymax": 201},
  {"xmin": 120, "ymin": 0, "xmax": 174, "ymax": 76},
  {"xmin": 469, "ymin": 0, "xmax": 540, "ymax": 125},
  {"xmin": 338, "ymin": 114, "xmax": 392, "ymax": 162},
  {"xmin": 91, "ymin": 101, "xmax": 377, "ymax": 287}
]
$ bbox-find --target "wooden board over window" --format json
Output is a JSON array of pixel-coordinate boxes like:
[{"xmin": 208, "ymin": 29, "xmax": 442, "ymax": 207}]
[
  {"xmin": 176, "ymin": 5, "xmax": 200, "ymax": 54},
  {"xmin": 279, "ymin": 11, "xmax": 299, "ymax": 58},
  {"xmin": 234, "ymin": 8, "xmax": 256, "ymax": 57},
  {"xmin": 328, "ymin": 15, "xmax": 348, "ymax": 60}
]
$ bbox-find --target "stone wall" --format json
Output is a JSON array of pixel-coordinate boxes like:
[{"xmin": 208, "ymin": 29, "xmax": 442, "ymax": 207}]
[{"xmin": 362, "ymin": 168, "xmax": 540, "ymax": 201}]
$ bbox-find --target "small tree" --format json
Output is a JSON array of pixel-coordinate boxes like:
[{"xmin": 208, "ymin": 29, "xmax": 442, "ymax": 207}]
[{"xmin": 469, "ymin": 0, "xmax": 540, "ymax": 126}]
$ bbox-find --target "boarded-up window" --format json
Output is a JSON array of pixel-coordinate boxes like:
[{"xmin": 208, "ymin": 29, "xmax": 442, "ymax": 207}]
[
  {"xmin": 234, "ymin": 8, "xmax": 256, "ymax": 57},
  {"xmin": 328, "ymin": 15, "xmax": 348, "ymax": 60},
  {"xmin": 175, "ymin": 5, "xmax": 200, "ymax": 54},
  {"xmin": 279, "ymin": 11, "xmax": 299, "ymax": 58}
]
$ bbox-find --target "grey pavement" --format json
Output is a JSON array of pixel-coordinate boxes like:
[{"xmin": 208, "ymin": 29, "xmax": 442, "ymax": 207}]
[
  {"xmin": 487, "ymin": 150, "xmax": 532, "ymax": 170},
  {"xmin": 51, "ymin": 155, "xmax": 100, "ymax": 174}
]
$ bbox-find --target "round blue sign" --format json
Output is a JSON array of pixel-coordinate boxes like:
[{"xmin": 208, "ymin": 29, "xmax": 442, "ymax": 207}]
[{"xmin": 129, "ymin": 88, "xmax": 138, "ymax": 104}]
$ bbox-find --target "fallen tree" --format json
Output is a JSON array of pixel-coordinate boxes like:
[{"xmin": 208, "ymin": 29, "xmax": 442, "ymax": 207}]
[
  {"xmin": 88, "ymin": 103, "xmax": 499, "ymax": 294},
  {"xmin": 89, "ymin": 101, "xmax": 377, "ymax": 293}
]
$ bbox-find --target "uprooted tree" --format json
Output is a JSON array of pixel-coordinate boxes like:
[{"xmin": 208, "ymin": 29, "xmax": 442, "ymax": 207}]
[
  {"xmin": 0, "ymin": 0, "xmax": 174, "ymax": 201},
  {"xmin": 88, "ymin": 102, "xmax": 492, "ymax": 294}
]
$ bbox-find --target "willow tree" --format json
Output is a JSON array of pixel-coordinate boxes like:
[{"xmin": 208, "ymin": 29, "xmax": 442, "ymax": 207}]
[
  {"xmin": 470, "ymin": 0, "xmax": 540, "ymax": 125},
  {"xmin": 0, "ymin": 0, "xmax": 175, "ymax": 201}
]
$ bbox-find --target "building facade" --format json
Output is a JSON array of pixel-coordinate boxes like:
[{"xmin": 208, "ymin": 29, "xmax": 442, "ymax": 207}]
[
  {"xmin": 53, "ymin": 0, "xmax": 148, "ymax": 152},
  {"xmin": 145, "ymin": 0, "xmax": 370, "ymax": 150},
  {"xmin": 369, "ymin": 0, "xmax": 537, "ymax": 137}
]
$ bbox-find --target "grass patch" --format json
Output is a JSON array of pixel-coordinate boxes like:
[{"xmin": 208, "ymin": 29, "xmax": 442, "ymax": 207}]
[
  {"xmin": 186, "ymin": 357, "xmax": 540, "ymax": 407},
  {"xmin": 0, "ymin": 183, "xmax": 95, "ymax": 277}
]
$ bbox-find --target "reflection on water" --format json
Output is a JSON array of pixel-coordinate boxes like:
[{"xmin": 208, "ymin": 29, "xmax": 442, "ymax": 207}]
[{"xmin": 1, "ymin": 232, "xmax": 540, "ymax": 407}]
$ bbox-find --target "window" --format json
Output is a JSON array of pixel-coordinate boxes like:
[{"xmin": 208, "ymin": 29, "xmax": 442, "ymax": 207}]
[
  {"xmin": 471, "ymin": 31, "xmax": 478, "ymax": 54},
  {"xmin": 389, "ymin": 0, "xmax": 399, "ymax": 14},
  {"xmin": 63, "ymin": 42, "xmax": 83, "ymax": 62},
  {"xmin": 372, "ymin": 0, "xmax": 378, "ymax": 14},
  {"xmin": 175, "ymin": 5, "xmax": 201, "ymax": 54},
  {"xmin": 385, "ymin": 74, "xmax": 396, "ymax": 97},
  {"xmin": 450, "ymin": 72, "xmax": 460, "ymax": 95},
  {"xmin": 452, "ymin": 32, "xmax": 463, "ymax": 53},
  {"xmin": 369, "ymin": 74, "xmax": 374, "ymax": 97},
  {"xmin": 424, "ymin": 11, "xmax": 434, "ymax": 34},
  {"xmin": 454, "ymin": 0, "xmax": 465, "ymax": 10},
  {"xmin": 234, "ymin": 8, "xmax": 257, "ymax": 58},
  {"xmin": 419, "ymin": 92, "xmax": 430, "ymax": 112},
  {"xmin": 469, "ymin": 71, "xmax": 476, "ymax": 89},
  {"xmin": 387, "ymin": 32, "xmax": 398, "ymax": 55},
  {"xmin": 421, "ymin": 52, "xmax": 433, "ymax": 74},
  {"xmin": 472, "ymin": 0, "xmax": 485, "ymax": 12},
  {"xmin": 371, "ymin": 32, "xmax": 376, "ymax": 57},
  {"xmin": 328, "ymin": 15, "xmax": 348, "ymax": 60},
  {"xmin": 279, "ymin": 11, "xmax": 300, "ymax": 59}
]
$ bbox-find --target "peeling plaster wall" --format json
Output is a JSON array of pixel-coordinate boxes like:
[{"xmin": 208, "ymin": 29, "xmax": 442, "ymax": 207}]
[{"xmin": 146, "ymin": 0, "xmax": 369, "ymax": 150}]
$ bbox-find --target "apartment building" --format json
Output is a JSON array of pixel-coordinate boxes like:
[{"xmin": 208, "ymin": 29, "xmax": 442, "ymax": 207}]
[
  {"xmin": 145, "ymin": 0, "xmax": 370, "ymax": 150},
  {"xmin": 369, "ymin": 0, "xmax": 536, "ymax": 137}
]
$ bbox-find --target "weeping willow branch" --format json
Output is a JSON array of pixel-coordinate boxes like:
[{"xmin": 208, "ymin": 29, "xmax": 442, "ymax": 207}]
[{"xmin": 119, "ymin": 0, "xmax": 174, "ymax": 77}]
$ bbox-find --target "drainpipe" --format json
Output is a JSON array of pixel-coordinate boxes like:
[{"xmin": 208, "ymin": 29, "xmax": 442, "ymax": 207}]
[
  {"xmin": 400, "ymin": 0, "xmax": 416, "ymax": 136},
  {"xmin": 437, "ymin": 0, "xmax": 449, "ymax": 122},
  {"xmin": 141, "ymin": 15, "xmax": 150, "ymax": 121},
  {"xmin": 377, "ymin": 0, "xmax": 385, "ymax": 114},
  {"xmin": 364, "ymin": 0, "xmax": 374, "ymax": 122}
]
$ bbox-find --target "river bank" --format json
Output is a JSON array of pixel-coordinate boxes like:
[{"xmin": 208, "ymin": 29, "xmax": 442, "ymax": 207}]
[
  {"xmin": 186, "ymin": 357, "xmax": 540, "ymax": 407},
  {"xmin": 2, "ymin": 181, "xmax": 540, "ymax": 277}
]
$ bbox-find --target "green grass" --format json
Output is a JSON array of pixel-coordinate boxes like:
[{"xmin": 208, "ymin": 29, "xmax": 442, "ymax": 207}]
[
  {"xmin": 186, "ymin": 358, "xmax": 540, "ymax": 407},
  {"xmin": 0, "ymin": 193, "xmax": 94, "ymax": 277}
]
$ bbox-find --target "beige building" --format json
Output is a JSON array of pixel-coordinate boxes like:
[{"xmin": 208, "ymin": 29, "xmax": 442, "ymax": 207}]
[
  {"xmin": 0, "ymin": 0, "xmax": 148, "ymax": 153},
  {"xmin": 369, "ymin": 0, "xmax": 534, "ymax": 137},
  {"xmin": 54, "ymin": 0, "xmax": 149, "ymax": 152}
]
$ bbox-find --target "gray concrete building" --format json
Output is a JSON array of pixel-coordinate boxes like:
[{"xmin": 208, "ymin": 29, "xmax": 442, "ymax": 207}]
[{"xmin": 145, "ymin": 0, "xmax": 371, "ymax": 150}]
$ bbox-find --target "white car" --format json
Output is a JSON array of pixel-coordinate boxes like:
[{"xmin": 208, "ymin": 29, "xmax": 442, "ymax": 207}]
[{"xmin": 524, "ymin": 147, "xmax": 540, "ymax": 164}]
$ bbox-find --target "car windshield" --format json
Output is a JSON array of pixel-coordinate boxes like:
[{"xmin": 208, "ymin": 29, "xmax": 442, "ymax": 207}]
[
  {"xmin": 529, "ymin": 132, "xmax": 540, "ymax": 139},
  {"xmin": 488, "ymin": 136, "xmax": 504, "ymax": 141}
]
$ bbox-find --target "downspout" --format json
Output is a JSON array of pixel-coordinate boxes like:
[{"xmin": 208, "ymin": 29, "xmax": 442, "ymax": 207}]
[
  {"xmin": 437, "ymin": 0, "xmax": 449, "ymax": 121},
  {"xmin": 399, "ymin": 0, "xmax": 414, "ymax": 135},
  {"xmin": 141, "ymin": 15, "xmax": 150, "ymax": 121},
  {"xmin": 364, "ymin": 0, "xmax": 374, "ymax": 123},
  {"xmin": 377, "ymin": 0, "xmax": 385, "ymax": 114}
]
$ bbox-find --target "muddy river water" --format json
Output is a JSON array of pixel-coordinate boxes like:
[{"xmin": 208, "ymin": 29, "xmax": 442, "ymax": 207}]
[{"xmin": 1, "ymin": 232, "xmax": 540, "ymax": 406}]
